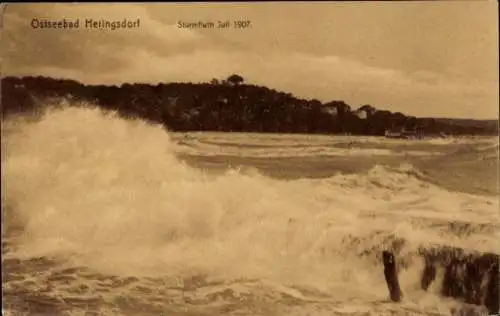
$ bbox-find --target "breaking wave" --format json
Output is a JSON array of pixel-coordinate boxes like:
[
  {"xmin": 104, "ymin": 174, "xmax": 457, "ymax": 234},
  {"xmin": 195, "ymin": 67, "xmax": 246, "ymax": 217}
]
[{"xmin": 2, "ymin": 102, "xmax": 498, "ymax": 315}]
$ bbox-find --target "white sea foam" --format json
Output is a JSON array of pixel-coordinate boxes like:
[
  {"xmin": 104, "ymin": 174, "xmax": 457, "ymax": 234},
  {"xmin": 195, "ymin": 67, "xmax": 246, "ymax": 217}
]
[
  {"xmin": 2, "ymin": 104, "xmax": 498, "ymax": 315},
  {"xmin": 173, "ymin": 137, "xmax": 444, "ymax": 158}
]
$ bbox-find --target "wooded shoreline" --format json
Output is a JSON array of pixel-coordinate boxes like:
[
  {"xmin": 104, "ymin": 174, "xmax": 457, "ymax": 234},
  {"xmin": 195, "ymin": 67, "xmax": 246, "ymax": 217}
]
[{"xmin": 2, "ymin": 75, "xmax": 497, "ymax": 136}]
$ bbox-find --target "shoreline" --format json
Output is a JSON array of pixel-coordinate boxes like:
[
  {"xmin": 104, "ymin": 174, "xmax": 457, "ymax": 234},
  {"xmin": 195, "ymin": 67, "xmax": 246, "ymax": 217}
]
[{"xmin": 2, "ymin": 76, "xmax": 497, "ymax": 136}]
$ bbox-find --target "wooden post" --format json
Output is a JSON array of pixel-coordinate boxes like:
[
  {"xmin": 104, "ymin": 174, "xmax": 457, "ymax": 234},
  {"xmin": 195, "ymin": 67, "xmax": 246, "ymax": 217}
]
[
  {"xmin": 485, "ymin": 262, "xmax": 499, "ymax": 315},
  {"xmin": 421, "ymin": 258, "xmax": 437, "ymax": 291},
  {"xmin": 382, "ymin": 251, "xmax": 402, "ymax": 302}
]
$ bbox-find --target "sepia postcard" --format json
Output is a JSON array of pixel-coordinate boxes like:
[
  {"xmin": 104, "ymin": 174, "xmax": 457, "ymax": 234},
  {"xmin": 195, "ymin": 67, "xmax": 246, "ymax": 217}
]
[{"xmin": 1, "ymin": 2, "xmax": 498, "ymax": 316}]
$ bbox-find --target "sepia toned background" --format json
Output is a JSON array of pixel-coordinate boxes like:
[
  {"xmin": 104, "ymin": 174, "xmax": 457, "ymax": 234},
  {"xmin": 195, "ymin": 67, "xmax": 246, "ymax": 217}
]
[
  {"xmin": 1, "ymin": 2, "xmax": 498, "ymax": 118},
  {"xmin": 2, "ymin": 3, "xmax": 499, "ymax": 316}
]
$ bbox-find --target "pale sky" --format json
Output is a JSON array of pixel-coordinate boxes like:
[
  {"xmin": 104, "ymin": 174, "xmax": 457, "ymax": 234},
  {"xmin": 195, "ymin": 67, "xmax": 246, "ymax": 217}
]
[{"xmin": 1, "ymin": 2, "xmax": 498, "ymax": 119}]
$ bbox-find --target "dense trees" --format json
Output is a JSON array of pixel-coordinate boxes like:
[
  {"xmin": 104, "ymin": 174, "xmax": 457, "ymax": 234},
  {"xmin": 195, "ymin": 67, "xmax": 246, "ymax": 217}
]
[{"xmin": 1, "ymin": 75, "xmax": 497, "ymax": 136}]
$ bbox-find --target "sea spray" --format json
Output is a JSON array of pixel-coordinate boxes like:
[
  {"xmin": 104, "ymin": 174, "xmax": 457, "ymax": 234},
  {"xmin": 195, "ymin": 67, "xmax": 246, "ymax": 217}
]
[{"xmin": 2, "ymin": 104, "xmax": 498, "ymax": 315}]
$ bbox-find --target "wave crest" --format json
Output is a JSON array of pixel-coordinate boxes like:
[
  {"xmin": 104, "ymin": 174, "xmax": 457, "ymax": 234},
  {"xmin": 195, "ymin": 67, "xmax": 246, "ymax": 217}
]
[{"xmin": 2, "ymin": 105, "xmax": 497, "ymax": 312}]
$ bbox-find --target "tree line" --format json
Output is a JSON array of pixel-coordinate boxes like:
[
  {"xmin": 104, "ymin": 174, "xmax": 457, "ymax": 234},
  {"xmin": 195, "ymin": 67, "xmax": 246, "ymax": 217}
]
[{"xmin": 1, "ymin": 75, "xmax": 497, "ymax": 136}]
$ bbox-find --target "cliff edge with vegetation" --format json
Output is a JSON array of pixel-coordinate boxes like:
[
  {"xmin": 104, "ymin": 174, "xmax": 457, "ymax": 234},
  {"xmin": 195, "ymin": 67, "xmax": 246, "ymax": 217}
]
[{"xmin": 1, "ymin": 75, "xmax": 497, "ymax": 136}]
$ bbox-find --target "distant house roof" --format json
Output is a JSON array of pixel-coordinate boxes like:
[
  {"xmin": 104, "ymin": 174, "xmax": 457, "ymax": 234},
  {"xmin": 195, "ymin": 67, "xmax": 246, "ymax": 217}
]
[
  {"xmin": 322, "ymin": 106, "xmax": 338, "ymax": 116},
  {"xmin": 354, "ymin": 109, "xmax": 368, "ymax": 119}
]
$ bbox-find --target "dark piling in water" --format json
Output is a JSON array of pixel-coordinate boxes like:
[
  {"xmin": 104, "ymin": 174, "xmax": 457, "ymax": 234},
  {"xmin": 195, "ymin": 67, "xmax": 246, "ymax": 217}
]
[
  {"xmin": 442, "ymin": 258, "xmax": 466, "ymax": 298},
  {"xmin": 485, "ymin": 261, "xmax": 499, "ymax": 315},
  {"xmin": 382, "ymin": 251, "xmax": 402, "ymax": 302},
  {"xmin": 417, "ymin": 246, "xmax": 498, "ymax": 313},
  {"xmin": 421, "ymin": 257, "xmax": 437, "ymax": 291}
]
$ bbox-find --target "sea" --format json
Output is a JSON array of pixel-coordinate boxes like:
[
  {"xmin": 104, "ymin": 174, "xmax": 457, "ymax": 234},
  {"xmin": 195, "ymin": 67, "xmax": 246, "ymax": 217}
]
[{"xmin": 1, "ymin": 105, "xmax": 498, "ymax": 316}]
